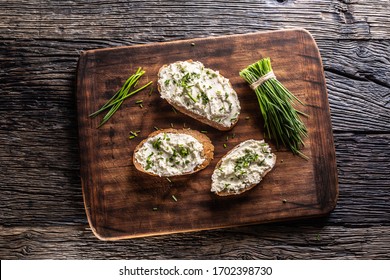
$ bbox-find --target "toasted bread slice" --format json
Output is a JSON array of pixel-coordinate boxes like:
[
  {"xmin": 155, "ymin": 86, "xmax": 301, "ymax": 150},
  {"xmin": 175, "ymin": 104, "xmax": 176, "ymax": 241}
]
[
  {"xmin": 158, "ymin": 60, "xmax": 240, "ymax": 131},
  {"xmin": 211, "ymin": 139, "xmax": 276, "ymax": 196},
  {"xmin": 133, "ymin": 128, "xmax": 214, "ymax": 177}
]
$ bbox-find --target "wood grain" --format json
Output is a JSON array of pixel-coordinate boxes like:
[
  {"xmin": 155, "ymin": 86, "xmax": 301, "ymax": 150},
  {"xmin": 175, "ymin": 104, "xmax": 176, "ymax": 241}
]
[
  {"xmin": 1, "ymin": 0, "xmax": 389, "ymax": 40},
  {"xmin": 1, "ymin": 224, "xmax": 389, "ymax": 259},
  {"xmin": 76, "ymin": 29, "xmax": 338, "ymax": 240},
  {"xmin": 0, "ymin": 0, "xmax": 389, "ymax": 259}
]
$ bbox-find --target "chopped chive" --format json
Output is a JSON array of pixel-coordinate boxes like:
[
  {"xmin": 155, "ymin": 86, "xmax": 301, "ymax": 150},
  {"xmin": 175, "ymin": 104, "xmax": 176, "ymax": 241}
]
[
  {"xmin": 223, "ymin": 143, "xmax": 227, "ymax": 148},
  {"xmin": 135, "ymin": 100, "xmax": 143, "ymax": 104},
  {"xmin": 232, "ymin": 133, "xmax": 236, "ymax": 139},
  {"xmin": 226, "ymin": 135, "xmax": 229, "ymax": 141},
  {"xmin": 129, "ymin": 135, "xmax": 135, "ymax": 139},
  {"xmin": 172, "ymin": 195, "xmax": 177, "ymax": 202},
  {"xmin": 130, "ymin": 130, "xmax": 139, "ymax": 137},
  {"xmin": 201, "ymin": 130, "xmax": 208, "ymax": 134},
  {"xmin": 148, "ymin": 86, "xmax": 154, "ymax": 96},
  {"xmin": 154, "ymin": 126, "xmax": 159, "ymax": 131},
  {"xmin": 166, "ymin": 178, "xmax": 172, "ymax": 183},
  {"xmin": 153, "ymin": 207, "xmax": 158, "ymax": 211},
  {"xmin": 172, "ymin": 107, "xmax": 177, "ymax": 114},
  {"xmin": 183, "ymin": 123, "xmax": 186, "ymax": 128},
  {"xmin": 245, "ymin": 116, "xmax": 250, "ymax": 120},
  {"xmin": 170, "ymin": 123, "xmax": 174, "ymax": 128},
  {"xmin": 139, "ymin": 104, "xmax": 143, "ymax": 108}
]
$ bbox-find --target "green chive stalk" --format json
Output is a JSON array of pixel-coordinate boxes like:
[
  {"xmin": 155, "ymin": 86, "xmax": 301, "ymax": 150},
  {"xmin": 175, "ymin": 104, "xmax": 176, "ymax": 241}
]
[
  {"xmin": 239, "ymin": 58, "xmax": 308, "ymax": 158},
  {"xmin": 89, "ymin": 67, "xmax": 152, "ymax": 127}
]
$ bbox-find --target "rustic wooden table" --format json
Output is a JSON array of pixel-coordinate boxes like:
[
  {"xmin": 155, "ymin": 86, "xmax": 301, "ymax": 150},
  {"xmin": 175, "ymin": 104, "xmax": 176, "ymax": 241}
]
[{"xmin": 1, "ymin": 0, "xmax": 389, "ymax": 259}]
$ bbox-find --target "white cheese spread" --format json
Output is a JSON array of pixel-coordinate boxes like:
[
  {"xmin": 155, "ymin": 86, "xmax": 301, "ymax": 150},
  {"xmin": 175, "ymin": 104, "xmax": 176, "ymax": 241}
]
[
  {"xmin": 134, "ymin": 132, "xmax": 205, "ymax": 177},
  {"xmin": 211, "ymin": 139, "xmax": 276, "ymax": 195},
  {"xmin": 158, "ymin": 61, "xmax": 241, "ymax": 128}
]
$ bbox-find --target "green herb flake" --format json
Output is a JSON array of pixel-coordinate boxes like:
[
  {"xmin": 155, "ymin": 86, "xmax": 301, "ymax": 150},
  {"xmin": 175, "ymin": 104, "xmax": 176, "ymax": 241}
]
[
  {"xmin": 178, "ymin": 145, "xmax": 189, "ymax": 157},
  {"xmin": 148, "ymin": 86, "xmax": 154, "ymax": 96},
  {"xmin": 152, "ymin": 137, "xmax": 162, "ymax": 150},
  {"xmin": 223, "ymin": 143, "xmax": 227, "ymax": 148},
  {"xmin": 201, "ymin": 130, "xmax": 208, "ymax": 134},
  {"xmin": 130, "ymin": 130, "xmax": 140, "ymax": 137},
  {"xmin": 200, "ymin": 91, "xmax": 209, "ymax": 105},
  {"xmin": 135, "ymin": 100, "xmax": 143, "ymax": 104},
  {"xmin": 164, "ymin": 79, "xmax": 170, "ymax": 86},
  {"xmin": 146, "ymin": 152, "xmax": 154, "ymax": 170},
  {"xmin": 234, "ymin": 150, "xmax": 259, "ymax": 174}
]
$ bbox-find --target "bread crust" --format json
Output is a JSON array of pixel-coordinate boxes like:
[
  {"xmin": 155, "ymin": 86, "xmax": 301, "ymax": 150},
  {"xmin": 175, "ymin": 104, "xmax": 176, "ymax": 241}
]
[
  {"xmin": 157, "ymin": 61, "xmax": 239, "ymax": 131},
  {"xmin": 133, "ymin": 128, "xmax": 214, "ymax": 177},
  {"xmin": 212, "ymin": 143, "xmax": 276, "ymax": 196}
]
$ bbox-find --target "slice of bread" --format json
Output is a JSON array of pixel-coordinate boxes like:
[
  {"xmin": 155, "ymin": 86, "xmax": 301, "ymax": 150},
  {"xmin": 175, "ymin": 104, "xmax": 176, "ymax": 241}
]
[
  {"xmin": 158, "ymin": 60, "xmax": 240, "ymax": 131},
  {"xmin": 211, "ymin": 139, "xmax": 276, "ymax": 196},
  {"xmin": 133, "ymin": 128, "xmax": 214, "ymax": 177}
]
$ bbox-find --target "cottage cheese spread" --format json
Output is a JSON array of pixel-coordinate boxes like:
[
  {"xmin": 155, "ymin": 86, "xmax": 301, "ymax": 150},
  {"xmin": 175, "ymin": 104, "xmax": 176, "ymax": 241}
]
[
  {"xmin": 134, "ymin": 132, "xmax": 205, "ymax": 177},
  {"xmin": 211, "ymin": 139, "xmax": 276, "ymax": 194},
  {"xmin": 158, "ymin": 61, "xmax": 240, "ymax": 128}
]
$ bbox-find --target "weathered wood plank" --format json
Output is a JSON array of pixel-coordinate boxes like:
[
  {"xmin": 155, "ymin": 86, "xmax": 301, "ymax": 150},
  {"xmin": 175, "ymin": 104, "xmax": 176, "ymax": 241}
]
[
  {"xmin": 0, "ymin": 0, "xmax": 389, "ymax": 40},
  {"xmin": 1, "ymin": 133, "xmax": 389, "ymax": 227},
  {"xmin": 1, "ymin": 0, "xmax": 389, "ymax": 258},
  {"xmin": 0, "ymin": 224, "xmax": 389, "ymax": 259},
  {"xmin": 1, "ymin": 39, "xmax": 389, "ymax": 132}
]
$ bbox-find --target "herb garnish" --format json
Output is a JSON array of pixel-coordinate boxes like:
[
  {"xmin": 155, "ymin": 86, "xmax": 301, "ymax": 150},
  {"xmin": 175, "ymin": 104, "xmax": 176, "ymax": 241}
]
[
  {"xmin": 234, "ymin": 150, "xmax": 259, "ymax": 174},
  {"xmin": 240, "ymin": 58, "xmax": 308, "ymax": 158},
  {"xmin": 152, "ymin": 137, "xmax": 162, "ymax": 150},
  {"xmin": 146, "ymin": 152, "xmax": 154, "ymax": 170},
  {"xmin": 181, "ymin": 72, "xmax": 199, "ymax": 102},
  {"xmin": 178, "ymin": 145, "xmax": 189, "ymax": 157},
  {"xmin": 200, "ymin": 91, "xmax": 209, "ymax": 105},
  {"xmin": 89, "ymin": 67, "xmax": 152, "ymax": 127}
]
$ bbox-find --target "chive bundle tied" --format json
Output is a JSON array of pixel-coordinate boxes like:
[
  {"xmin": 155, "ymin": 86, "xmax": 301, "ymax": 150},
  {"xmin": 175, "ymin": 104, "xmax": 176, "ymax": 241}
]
[
  {"xmin": 239, "ymin": 58, "xmax": 308, "ymax": 158},
  {"xmin": 89, "ymin": 67, "xmax": 152, "ymax": 127}
]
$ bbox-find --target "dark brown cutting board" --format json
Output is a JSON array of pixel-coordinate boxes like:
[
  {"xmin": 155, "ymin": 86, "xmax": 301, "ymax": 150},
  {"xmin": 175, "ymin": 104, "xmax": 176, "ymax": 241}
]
[{"xmin": 76, "ymin": 29, "xmax": 338, "ymax": 240}]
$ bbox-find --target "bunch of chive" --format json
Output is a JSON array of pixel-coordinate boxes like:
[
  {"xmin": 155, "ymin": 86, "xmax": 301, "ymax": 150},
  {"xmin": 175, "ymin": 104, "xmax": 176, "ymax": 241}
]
[
  {"xmin": 239, "ymin": 58, "xmax": 308, "ymax": 158},
  {"xmin": 89, "ymin": 67, "xmax": 152, "ymax": 127}
]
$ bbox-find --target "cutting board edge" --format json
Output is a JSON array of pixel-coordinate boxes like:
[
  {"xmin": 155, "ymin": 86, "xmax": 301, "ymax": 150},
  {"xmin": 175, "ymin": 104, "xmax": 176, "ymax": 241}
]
[
  {"xmin": 78, "ymin": 28, "xmax": 312, "ymax": 55},
  {"xmin": 90, "ymin": 206, "xmax": 337, "ymax": 241}
]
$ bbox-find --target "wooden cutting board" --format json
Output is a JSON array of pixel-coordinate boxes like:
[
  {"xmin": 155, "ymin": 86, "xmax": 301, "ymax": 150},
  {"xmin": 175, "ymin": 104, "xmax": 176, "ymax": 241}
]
[{"xmin": 76, "ymin": 29, "xmax": 338, "ymax": 240}]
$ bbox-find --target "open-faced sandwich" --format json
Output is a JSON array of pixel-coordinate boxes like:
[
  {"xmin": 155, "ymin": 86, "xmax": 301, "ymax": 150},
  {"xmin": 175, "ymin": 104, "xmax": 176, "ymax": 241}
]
[
  {"xmin": 211, "ymin": 139, "xmax": 276, "ymax": 196},
  {"xmin": 158, "ymin": 60, "xmax": 241, "ymax": 131},
  {"xmin": 133, "ymin": 128, "xmax": 214, "ymax": 177}
]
